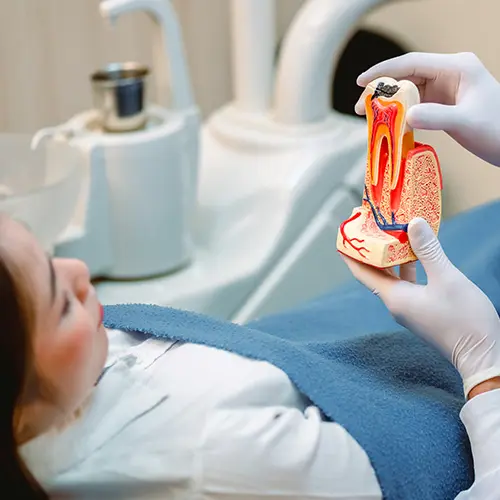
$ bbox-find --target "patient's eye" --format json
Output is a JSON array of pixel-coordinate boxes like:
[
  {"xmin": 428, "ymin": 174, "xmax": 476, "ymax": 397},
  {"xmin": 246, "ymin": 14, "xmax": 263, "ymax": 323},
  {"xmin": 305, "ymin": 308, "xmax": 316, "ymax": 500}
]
[{"xmin": 62, "ymin": 294, "xmax": 71, "ymax": 317}]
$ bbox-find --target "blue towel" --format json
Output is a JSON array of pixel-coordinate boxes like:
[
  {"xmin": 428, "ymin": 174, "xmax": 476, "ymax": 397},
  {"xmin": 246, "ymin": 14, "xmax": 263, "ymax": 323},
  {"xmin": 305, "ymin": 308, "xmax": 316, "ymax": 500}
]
[{"xmin": 103, "ymin": 199, "xmax": 500, "ymax": 499}]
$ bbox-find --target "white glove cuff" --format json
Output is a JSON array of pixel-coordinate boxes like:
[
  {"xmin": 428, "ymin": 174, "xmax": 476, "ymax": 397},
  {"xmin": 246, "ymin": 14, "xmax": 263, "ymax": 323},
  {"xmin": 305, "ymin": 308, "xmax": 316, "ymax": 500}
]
[{"xmin": 463, "ymin": 366, "xmax": 500, "ymax": 398}]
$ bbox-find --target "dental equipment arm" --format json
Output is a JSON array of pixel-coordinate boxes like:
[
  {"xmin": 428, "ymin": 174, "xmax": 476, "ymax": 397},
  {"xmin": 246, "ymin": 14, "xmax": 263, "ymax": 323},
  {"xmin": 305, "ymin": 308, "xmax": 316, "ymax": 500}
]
[
  {"xmin": 343, "ymin": 217, "xmax": 500, "ymax": 498},
  {"xmin": 355, "ymin": 52, "xmax": 500, "ymax": 167},
  {"xmin": 230, "ymin": 0, "xmax": 275, "ymax": 113},
  {"xmin": 274, "ymin": 0, "xmax": 388, "ymax": 125}
]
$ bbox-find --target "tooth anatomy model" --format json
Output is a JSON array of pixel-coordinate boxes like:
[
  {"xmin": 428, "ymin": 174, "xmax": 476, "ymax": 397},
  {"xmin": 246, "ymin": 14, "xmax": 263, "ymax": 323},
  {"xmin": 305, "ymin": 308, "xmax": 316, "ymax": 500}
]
[{"xmin": 337, "ymin": 77, "xmax": 443, "ymax": 268}]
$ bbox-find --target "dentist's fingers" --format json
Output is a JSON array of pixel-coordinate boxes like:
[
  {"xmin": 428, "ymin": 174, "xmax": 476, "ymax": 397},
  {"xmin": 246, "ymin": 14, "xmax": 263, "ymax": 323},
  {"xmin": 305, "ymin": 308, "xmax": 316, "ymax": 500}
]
[
  {"xmin": 356, "ymin": 52, "xmax": 462, "ymax": 87},
  {"xmin": 354, "ymin": 96, "xmax": 367, "ymax": 116},
  {"xmin": 407, "ymin": 103, "xmax": 460, "ymax": 131},
  {"xmin": 399, "ymin": 261, "xmax": 417, "ymax": 284},
  {"xmin": 341, "ymin": 254, "xmax": 399, "ymax": 300}
]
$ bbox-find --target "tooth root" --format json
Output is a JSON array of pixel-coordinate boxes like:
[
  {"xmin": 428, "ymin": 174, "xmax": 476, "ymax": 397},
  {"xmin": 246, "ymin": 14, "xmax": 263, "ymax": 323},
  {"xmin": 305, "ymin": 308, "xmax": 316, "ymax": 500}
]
[{"xmin": 364, "ymin": 78, "xmax": 420, "ymax": 193}]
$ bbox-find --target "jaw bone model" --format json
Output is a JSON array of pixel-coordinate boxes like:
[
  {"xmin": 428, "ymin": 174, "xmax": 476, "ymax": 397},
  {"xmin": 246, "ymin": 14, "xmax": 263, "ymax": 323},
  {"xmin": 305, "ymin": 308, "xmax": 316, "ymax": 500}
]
[{"xmin": 337, "ymin": 77, "xmax": 443, "ymax": 268}]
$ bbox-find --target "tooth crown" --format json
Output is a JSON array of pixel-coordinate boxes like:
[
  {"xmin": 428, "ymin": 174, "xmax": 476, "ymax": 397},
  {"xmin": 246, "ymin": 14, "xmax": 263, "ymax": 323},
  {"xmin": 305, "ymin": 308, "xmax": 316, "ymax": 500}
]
[
  {"xmin": 363, "ymin": 77, "xmax": 421, "ymax": 217},
  {"xmin": 336, "ymin": 77, "xmax": 443, "ymax": 268}
]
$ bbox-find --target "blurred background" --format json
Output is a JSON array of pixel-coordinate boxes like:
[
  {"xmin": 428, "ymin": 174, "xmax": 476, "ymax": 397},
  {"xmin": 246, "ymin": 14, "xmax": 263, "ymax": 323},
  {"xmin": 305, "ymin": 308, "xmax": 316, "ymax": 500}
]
[{"xmin": 1, "ymin": 0, "xmax": 498, "ymax": 217}]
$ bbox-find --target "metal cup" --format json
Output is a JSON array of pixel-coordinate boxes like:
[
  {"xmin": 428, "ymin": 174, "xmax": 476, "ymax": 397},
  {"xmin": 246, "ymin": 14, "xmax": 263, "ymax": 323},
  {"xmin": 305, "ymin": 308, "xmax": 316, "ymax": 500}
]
[{"xmin": 90, "ymin": 62, "xmax": 150, "ymax": 133}]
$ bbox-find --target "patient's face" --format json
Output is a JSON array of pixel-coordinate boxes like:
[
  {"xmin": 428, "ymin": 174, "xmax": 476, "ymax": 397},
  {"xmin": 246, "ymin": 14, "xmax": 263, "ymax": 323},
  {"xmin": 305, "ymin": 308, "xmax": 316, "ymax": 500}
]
[{"xmin": 4, "ymin": 217, "xmax": 108, "ymax": 441}]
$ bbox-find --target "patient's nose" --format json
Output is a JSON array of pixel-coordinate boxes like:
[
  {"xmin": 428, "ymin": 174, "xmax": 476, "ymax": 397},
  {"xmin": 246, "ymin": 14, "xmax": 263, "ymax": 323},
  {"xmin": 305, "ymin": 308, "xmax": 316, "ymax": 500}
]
[{"xmin": 54, "ymin": 258, "xmax": 91, "ymax": 302}]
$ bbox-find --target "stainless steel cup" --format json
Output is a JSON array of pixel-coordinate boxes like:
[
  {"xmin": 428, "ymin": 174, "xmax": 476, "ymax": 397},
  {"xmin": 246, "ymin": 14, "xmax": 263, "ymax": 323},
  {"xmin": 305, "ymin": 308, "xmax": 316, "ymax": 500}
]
[{"xmin": 90, "ymin": 62, "xmax": 150, "ymax": 132}]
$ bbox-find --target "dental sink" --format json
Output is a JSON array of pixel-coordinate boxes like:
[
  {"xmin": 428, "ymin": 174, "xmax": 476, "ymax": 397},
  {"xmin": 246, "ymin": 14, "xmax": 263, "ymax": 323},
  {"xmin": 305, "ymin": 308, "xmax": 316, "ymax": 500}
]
[{"xmin": 0, "ymin": 135, "xmax": 82, "ymax": 251}]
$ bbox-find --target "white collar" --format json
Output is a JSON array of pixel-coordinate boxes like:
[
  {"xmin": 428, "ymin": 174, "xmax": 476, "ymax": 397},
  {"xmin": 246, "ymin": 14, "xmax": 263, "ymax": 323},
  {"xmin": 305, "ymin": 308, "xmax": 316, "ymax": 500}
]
[{"xmin": 19, "ymin": 354, "xmax": 167, "ymax": 486}]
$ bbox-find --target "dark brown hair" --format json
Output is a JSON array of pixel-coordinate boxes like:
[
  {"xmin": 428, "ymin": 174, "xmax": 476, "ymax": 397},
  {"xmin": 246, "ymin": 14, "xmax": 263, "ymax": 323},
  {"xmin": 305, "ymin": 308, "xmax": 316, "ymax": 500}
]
[{"xmin": 0, "ymin": 244, "xmax": 49, "ymax": 498}]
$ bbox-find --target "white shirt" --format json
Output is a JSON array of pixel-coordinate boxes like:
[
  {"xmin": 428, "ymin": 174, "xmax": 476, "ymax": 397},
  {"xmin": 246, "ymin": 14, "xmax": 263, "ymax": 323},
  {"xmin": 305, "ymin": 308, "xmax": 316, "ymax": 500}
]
[
  {"xmin": 19, "ymin": 329, "xmax": 500, "ymax": 499},
  {"xmin": 457, "ymin": 389, "xmax": 500, "ymax": 500}
]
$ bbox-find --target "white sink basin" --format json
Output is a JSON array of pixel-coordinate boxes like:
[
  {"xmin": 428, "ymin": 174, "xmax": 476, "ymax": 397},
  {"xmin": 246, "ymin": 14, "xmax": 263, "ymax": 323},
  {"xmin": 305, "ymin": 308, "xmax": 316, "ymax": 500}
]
[{"xmin": 0, "ymin": 134, "xmax": 82, "ymax": 250}]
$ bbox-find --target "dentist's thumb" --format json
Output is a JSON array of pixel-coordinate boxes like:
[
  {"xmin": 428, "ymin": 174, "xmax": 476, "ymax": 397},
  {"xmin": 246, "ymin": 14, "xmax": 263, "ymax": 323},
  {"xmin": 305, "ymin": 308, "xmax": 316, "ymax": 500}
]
[
  {"xmin": 408, "ymin": 218, "xmax": 452, "ymax": 280},
  {"xmin": 406, "ymin": 103, "xmax": 460, "ymax": 132}
]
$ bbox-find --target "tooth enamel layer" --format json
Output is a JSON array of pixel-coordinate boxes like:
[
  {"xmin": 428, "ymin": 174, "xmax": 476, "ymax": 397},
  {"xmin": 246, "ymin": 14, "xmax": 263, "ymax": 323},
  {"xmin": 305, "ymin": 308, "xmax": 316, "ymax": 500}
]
[{"xmin": 361, "ymin": 77, "xmax": 420, "ymax": 191}]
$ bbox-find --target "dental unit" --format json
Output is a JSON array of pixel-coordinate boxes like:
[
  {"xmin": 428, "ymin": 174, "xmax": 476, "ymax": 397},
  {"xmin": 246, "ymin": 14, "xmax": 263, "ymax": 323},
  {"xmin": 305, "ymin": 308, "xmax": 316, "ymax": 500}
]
[
  {"xmin": 28, "ymin": 0, "xmax": 403, "ymax": 323},
  {"xmin": 32, "ymin": 0, "xmax": 200, "ymax": 280}
]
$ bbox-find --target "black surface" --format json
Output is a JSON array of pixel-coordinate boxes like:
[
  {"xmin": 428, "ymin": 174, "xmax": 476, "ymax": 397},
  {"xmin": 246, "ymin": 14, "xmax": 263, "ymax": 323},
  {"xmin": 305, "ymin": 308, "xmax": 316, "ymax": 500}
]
[{"xmin": 332, "ymin": 29, "xmax": 409, "ymax": 116}]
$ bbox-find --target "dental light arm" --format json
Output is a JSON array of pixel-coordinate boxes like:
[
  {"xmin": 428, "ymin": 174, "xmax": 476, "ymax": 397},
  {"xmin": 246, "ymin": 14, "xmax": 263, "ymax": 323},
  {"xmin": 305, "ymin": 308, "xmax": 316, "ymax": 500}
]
[{"xmin": 274, "ymin": 0, "xmax": 393, "ymax": 125}]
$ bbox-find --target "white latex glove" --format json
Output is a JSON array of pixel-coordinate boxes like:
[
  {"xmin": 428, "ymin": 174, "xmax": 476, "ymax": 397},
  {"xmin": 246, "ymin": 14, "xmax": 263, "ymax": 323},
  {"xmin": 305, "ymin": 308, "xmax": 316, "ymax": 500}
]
[
  {"xmin": 342, "ymin": 218, "xmax": 500, "ymax": 396},
  {"xmin": 355, "ymin": 52, "xmax": 500, "ymax": 168}
]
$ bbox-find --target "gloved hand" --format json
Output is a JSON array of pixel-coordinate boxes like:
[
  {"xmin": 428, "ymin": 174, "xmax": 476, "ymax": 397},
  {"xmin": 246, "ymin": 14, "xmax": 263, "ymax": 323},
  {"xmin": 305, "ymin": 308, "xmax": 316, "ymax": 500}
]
[
  {"xmin": 342, "ymin": 217, "xmax": 500, "ymax": 396},
  {"xmin": 354, "ymin": 52, "xmax": 500, "ymax": 168}
]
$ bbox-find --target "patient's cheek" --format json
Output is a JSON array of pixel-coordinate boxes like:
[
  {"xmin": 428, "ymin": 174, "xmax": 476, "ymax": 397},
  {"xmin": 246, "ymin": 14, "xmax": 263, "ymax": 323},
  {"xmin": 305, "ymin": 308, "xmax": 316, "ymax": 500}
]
[{"xmin": 39, "ymin": 320, "xmax": 97, "ymax": 397}]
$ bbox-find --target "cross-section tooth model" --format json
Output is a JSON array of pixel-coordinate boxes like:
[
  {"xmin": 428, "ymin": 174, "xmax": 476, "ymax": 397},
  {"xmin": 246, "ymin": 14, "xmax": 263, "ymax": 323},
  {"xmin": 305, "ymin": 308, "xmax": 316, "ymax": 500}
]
[{"xmin": 337, "ymin": 77, "xmax": 443, "ymax": 268}]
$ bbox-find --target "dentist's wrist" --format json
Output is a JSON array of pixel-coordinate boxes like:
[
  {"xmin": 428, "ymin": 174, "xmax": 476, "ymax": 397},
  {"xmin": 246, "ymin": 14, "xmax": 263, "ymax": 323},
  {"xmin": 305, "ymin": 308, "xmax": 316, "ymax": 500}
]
[{"xmin": 468, "ymin": 377, "xmax": 500, "ymax": 400}]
